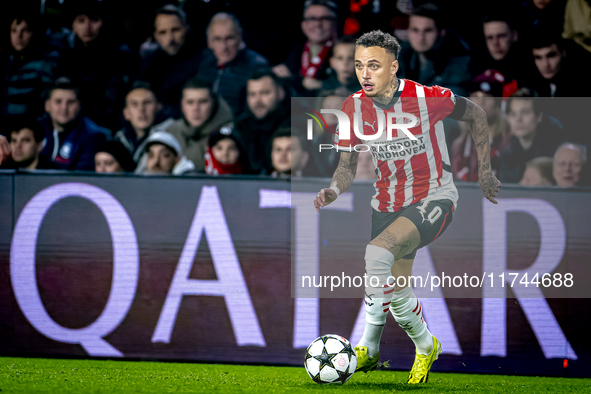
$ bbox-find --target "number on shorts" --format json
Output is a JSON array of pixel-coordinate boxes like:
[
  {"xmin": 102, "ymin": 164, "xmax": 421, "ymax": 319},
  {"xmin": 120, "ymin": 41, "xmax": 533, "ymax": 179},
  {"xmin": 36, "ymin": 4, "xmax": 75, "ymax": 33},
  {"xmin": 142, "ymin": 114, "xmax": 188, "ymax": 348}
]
[{"xmin": 427, "ymin": 206, "xmax": 442, "ymax": 224}]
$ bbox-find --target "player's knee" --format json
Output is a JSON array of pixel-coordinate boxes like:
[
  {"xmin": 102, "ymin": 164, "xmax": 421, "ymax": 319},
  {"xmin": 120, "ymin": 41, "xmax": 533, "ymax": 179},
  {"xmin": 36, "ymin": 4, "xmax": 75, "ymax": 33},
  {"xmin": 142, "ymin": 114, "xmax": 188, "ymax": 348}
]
[
  {"xmin": 364, "ymin": 244, "xmax": 394, "ymax": 287},
  {"xmin": 364, "ymin": 245, "xmax": 394, "ymax": 273}
]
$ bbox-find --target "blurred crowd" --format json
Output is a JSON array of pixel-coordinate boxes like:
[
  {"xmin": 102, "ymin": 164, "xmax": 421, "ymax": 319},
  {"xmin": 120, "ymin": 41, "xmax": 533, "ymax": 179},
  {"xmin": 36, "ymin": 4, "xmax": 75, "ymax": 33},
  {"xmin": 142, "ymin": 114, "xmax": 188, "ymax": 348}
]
[{"xmin": 0, "ymin": 0, "xmax": 589, "ymax": 188}]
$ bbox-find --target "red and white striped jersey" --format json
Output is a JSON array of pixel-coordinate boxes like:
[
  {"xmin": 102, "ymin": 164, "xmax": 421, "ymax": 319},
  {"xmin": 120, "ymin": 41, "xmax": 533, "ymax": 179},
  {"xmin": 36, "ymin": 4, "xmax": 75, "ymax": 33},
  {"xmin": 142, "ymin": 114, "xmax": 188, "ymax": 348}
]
[{"xmin": 335, "ymin": 79, "xmax": 459, "ymax": 212}]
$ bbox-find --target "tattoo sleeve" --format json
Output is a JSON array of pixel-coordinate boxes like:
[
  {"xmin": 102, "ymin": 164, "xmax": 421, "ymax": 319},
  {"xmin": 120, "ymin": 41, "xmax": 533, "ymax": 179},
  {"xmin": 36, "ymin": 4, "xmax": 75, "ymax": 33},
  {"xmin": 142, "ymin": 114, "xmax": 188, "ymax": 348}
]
[
  {"xmin": 330, "ymin": 151, "xmax": 359, "ymax": 193},
  {"xmin": 459, "ymin": 99, "xmax": 491, "ymax": 174}
]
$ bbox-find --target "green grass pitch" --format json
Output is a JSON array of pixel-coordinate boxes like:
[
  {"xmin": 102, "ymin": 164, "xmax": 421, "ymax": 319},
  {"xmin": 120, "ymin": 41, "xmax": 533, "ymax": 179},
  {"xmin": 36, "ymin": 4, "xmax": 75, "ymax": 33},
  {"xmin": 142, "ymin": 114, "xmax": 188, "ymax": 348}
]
[{"xmin": 0, "ymin": 357, "xmax": 589, "ymax": 393}]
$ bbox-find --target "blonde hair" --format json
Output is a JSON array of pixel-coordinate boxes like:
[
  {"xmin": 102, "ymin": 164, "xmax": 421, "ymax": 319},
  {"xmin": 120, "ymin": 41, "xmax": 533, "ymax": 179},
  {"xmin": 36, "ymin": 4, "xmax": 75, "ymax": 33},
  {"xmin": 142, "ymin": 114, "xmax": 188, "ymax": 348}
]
[{"xmin": 525, "ymin": 156, "xmax": 554, "ymax": 186}]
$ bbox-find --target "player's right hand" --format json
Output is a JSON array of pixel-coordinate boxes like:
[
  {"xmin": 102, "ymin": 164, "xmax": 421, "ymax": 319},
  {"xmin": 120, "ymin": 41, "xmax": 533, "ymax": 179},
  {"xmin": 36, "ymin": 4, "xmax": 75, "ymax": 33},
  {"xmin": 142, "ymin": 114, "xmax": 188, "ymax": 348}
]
[
  {"xmin": 314, "ymin": 188, "xmax": 338, "ymax": 212},
  {"xmin": 479, "ymin": 170, "xmax": 501, "ymax": 204},
  {"xmin": 0, "ymin": 135, "xmax": 11, "ymax": 165}
]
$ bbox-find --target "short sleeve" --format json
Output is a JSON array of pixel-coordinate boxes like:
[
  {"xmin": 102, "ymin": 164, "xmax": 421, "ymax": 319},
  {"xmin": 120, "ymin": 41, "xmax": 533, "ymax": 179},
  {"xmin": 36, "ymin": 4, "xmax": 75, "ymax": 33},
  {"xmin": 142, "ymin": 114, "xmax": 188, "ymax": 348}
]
[{"xmin": 425, "ymin": 85, "xmax": 456, "ymax": 124}]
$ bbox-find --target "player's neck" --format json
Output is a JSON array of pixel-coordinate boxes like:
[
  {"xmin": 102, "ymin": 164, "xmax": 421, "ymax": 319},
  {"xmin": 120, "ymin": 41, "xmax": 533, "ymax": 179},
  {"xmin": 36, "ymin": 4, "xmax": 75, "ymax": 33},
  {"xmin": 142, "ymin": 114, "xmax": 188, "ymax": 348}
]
[{"xmin": 373, "ymin": 77, "xmax": 399, "ymax": 105}]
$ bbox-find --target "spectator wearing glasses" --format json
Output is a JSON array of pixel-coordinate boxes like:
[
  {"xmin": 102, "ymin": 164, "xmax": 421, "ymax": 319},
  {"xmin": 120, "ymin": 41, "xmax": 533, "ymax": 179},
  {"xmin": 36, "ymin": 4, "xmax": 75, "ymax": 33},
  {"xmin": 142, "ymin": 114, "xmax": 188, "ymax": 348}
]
[{"xmin": 273, "ymin": 0, "xmax": 339, "ymax": 93}]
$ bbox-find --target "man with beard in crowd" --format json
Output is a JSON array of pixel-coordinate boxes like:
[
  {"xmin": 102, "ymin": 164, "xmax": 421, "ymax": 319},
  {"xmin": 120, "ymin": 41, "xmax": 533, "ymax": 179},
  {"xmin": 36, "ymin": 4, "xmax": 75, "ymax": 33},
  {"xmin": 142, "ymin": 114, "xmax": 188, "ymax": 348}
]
[
  {"xmin": 235, "ymin": 69, "xmax": 289, "ymax": 174},
  {"xmin": 137, "ymin": 5, "xmax": 201, "ymax": 114}
]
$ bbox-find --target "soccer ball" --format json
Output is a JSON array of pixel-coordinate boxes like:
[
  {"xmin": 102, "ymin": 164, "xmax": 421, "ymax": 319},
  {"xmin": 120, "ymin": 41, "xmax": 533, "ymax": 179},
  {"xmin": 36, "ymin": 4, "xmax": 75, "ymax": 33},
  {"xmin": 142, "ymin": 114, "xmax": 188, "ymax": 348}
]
[{"xmin": 304, "ymin": 334, "xmax": 357, "ymax": 384}]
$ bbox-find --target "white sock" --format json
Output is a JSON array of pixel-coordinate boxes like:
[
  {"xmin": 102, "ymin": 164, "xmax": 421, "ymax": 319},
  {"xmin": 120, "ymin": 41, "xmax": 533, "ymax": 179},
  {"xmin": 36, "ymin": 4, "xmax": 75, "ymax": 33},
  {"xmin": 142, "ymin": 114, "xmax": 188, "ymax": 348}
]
[
  {"xmin": 357, "ymin": 322, "xmax": 384, "ymax": 358},
  {"xmin": 356, "ymin": 245, "xmax": 396, "ymax": 358},
  {"xmin": 389, "ymin": 286, "xmax": 434, "ymax": 355}
]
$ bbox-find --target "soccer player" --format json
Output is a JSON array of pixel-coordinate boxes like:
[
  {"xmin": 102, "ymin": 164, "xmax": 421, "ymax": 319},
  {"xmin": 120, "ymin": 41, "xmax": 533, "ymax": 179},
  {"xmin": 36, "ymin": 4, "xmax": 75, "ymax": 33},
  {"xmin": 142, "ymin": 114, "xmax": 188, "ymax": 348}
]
[{"xmin": 313, "ymin": 31, "xmax": 501, "ymax": 384}]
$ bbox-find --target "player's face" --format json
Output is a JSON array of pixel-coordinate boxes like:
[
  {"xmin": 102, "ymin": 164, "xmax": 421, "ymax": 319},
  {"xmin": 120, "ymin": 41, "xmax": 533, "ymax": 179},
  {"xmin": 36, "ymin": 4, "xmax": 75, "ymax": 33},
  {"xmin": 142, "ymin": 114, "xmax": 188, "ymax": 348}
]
[
  {"xmin": 533, "ymin": 44, "xmax": 563, "ymax": 80},
  {"xmin": 519, "ymin": 166, "xmax": 543, "ymax": 186},
  {"xmin": 95, "ymin": 152, "xmax": 122, "ymax": 173},
  {"xmin": 507, "ymin": 99, "xmax": 542, "ymax": 140},
  {"xmin": 408, "ymin": 16, "xmax": 439, "ymax": 54},
  {"xmin": 354, "ymin": 46, "xmax": 398, "ymax": 97},
  {"xmin": 10, "ymin": 19, "xmax": 33, "ymax": 52},
  {"xmin": 181, "ymin": 88, "xmax": 214, "ymax": 128},
  {"xmin": 329, "ymin": 43, "xmax": 356, "ymax": 83},
  {"xmin": 484, "ymin": 21, "xmax": 515, "ymax": 61},
  {"xmin": 208, "ymin": 22, "xmax": 242, "ymax": 65},
  {"xmin": 154, "ymin": 14, "xmax": 187, "ymax": 56},
  {"xmin": 301, "ymin": 5, "xmax": 336, "ymax": 45},
  {"xmin": 124, "ymin": 89, "xmax": 160, "ymax": 131},
  {"xmin": 553, "ymin": 147, "xmax": 583, "ymax": 187},
  {"xmin": 212, "ymin": 138, "xmax": 239, "ymax": 165},
  {"xmin": 72, "ymin": 14, "xmax": 103, "ymax": 45},
  {"xmin": 247, "ymin": 76, "xmax": 284, "ymax": 120},
  {"xmin": 10, "ymin": 128, "xmax": 40, "ymax": 163},
  {"xmin": 45, "ymin": 89, "xmax": 81, "ymax": 127},
  {"xmin": 146, "ymin": 144, "xmax": 179, "ymax": 174}
]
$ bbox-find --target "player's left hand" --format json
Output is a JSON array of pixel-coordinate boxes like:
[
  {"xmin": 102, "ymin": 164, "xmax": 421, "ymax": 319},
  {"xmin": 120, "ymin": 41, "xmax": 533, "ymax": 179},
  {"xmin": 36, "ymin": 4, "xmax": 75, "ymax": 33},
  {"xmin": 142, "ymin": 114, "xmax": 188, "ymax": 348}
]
[
  {"xmin": 0, "ymin": 135, "xmax": 11, "ymax": 165},
  {"xmin": 479, "ymin": 170, "xmax": 501, "ymax": 204}
]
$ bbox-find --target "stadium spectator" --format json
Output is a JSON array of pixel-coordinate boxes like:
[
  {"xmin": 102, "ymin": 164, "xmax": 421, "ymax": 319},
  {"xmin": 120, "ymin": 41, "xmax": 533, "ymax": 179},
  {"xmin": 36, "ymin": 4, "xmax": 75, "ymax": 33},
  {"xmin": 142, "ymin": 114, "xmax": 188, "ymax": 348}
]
[
  {"xmin": 59, "ymin": 1, "xmax": 139, "ymax": 130},
  {"xmin": 192, "ymin": 12, "xmax": 268, "ymax": 118},
  {"xmin": 161, "ymin": 78, "xmax": 233, "ymax": 172},
  {"xmin": 269, "ymin": 128, "xmax": 309, "ymax": 178},
  {"xmin": 0, "ymin": 136, "xmax": 9, "ymax": 165},
  {"xmin": 137, "ymin": 5, "xmax": 201, "ymax": 111},
  {"xmin": 2, "ymin": 12, "xmax": 60, "ymax": 117},
  {"xmin": 529, "ymin": 34, "xmax": 590, "ymax": 97},
  {"xmin": 474, "ymin": 14, "xmax": 535, "ymax": 86},
  {"xmin": 552, "ymin": 142, "xmax": 587, "ymax": 187},
  {"xmin": 563, "ymin": 0, "xmax": 591, "ymax": 54},
  {"xmin": 203, "ymin": 126, "xmax": 248, "ymax": 175},
  {"xmin": 321, "ymin": 36, "xmax": 361, "ymax": 94},
  {"xmin": 498, "ymin": 88, "xmax": 564, "ymax": 183},
  {"xmin": 519, "ymin": 156, "xmax": 555, "ymax": 186},
  {"xmin": 354, "ymin": 150, "xmax": 377, "ymax": 181},
  {"xmin": 515, "ymin": 0, "xmax": 567, "ymax": 40},
  {"xmin": 94, "ymin": 141, "xmax": 136, "ymax": 173},
  {"xmin": 308, "ymin": 89, "xmax": 347, "ymax": 177},
  {"xmin": 135, "ymin": 131, "xmax": 195, "ymax": 175},
  {"xmin": 114, "ymin": 82, "xmax": 166, "ymax": 163},
  {"xmin": 273, "ymin": 0, "xmax": 339, "ymax": 93},
  {"xmin": 451, "ymin": 70, "xmax": 510, "ymax": 182},
  {"xmin": 235, "ymin": 69, "xmax": 290, "ymax": 174},
  {"xmin": 39, "ymin": 77, "xmax": 110, "ymax": 171},
  {"xmin": 397, "ymin": 3, "xmax": 472, "ymax": 96},
  {"xmin": 1, "ymin": 119, "xmax": 55, "ymax": 170}
]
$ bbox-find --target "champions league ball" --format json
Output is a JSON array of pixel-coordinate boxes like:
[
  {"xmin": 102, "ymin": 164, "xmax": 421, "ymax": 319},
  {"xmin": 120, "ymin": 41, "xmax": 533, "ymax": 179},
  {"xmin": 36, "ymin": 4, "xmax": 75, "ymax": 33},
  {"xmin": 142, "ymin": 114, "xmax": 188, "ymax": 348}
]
[{"xmin": 304, "ymin": 334, "xmax": 357, "ymax": 384}]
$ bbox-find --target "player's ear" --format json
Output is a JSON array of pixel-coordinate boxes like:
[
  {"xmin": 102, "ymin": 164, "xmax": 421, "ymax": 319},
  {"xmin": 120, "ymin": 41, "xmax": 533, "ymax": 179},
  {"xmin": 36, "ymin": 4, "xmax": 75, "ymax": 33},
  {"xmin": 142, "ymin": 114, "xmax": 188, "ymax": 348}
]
[{"xmin": 391, "ymin": 59, "xmax": 399, "ymax": 76}]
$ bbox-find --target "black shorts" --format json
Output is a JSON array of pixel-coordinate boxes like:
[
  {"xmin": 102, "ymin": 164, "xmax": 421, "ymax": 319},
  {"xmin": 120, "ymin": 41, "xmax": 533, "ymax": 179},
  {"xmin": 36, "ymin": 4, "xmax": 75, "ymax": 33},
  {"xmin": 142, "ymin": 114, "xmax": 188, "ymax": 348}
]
[{"xmin": 371, "ymin": 199, "xmax": 454, "ymax": 259}]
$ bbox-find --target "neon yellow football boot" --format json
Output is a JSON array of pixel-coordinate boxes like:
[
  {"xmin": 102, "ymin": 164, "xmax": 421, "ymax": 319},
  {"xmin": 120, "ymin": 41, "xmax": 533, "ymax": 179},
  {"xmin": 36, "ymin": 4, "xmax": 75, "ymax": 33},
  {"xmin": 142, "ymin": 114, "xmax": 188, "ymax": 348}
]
[
  {"xmin": 407, "ymin": 336, "xmax": 442, "ymax": 383},
  {"xmin": 354, "ymin": 346, "xmax": 379, "ymax": 373}
]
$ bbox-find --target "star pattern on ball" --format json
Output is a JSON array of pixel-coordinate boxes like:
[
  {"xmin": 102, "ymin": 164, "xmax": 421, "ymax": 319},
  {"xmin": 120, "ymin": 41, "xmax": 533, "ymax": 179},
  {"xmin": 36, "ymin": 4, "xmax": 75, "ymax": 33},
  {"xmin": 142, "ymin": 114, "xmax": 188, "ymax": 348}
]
[
  {"xmin": 313, "ymin": 347, "xmax": 333, "ymax": 371},
  {"xmin": 334, "ymin": 368, "xmax": 352, "ymax": 384}
]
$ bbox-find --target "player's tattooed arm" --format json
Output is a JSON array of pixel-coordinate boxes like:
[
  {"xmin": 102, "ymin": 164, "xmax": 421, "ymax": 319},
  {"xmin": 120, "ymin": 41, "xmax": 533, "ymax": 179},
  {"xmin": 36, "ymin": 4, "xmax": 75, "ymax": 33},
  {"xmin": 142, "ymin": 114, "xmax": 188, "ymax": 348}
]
[
  {"xmin": 332, "ymin": 151, "xmax": 359, "ymax": 193},
  {"xmin": 459, "ymin": 98, "xmax": 502, "ymax": 204},
  {"xmin": 314, "ymin": 151, "xmax": 359, "ymax": 211}
]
